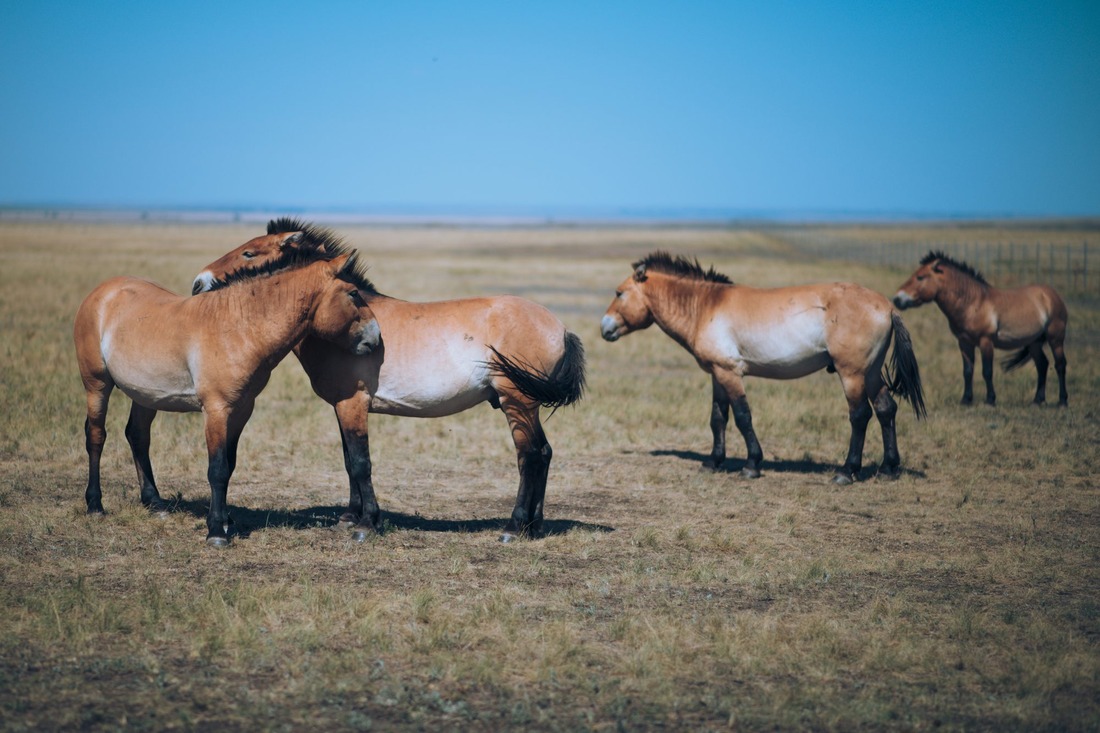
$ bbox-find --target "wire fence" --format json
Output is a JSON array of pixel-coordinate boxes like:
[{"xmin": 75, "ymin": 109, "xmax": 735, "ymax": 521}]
[{"xmin": 779, "ymin": 231, "xmax": 1096, "ymax": 298}]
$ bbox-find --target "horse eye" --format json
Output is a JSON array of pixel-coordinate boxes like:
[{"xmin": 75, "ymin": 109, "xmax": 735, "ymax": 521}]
[
  {"xmin": 348, "ymin": 289, "xmax": 363, "ymax": 305},
  {"xmin": 916, "ymin": 275, "xmax": 927, "ymax": 281},
  {"xmin": 242, "ymin": 251, "xmax": 255, "ymax": 260}
]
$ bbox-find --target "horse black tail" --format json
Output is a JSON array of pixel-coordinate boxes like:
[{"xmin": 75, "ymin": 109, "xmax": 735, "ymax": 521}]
[
  {"xmin": 487, "ymin": 331, "xmax": 586, "ymax": 412},
  {"xmin": 1002, "ymin": 346, "xmax": 1034, "ymax": 372},
  {"xmin": 888, "ymin": 312, "xmax": 927, "ymax": 420}
]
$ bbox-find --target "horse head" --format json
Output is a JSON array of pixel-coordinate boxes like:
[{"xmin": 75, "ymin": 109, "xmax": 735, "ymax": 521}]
[
  {"xmin": 601, "ymin": 261, "xmax": 656, "ymax": 341},
  {"xmin": 893, "ymin": 255, "xmax": 946, "ymax": 310},
  {"xmin": 192, "ymin": 230, "xmax": 319, "ymax": 295},
  {"xmin": 310, "ymin": 253, "xmax": 381, "ymax": 356}
]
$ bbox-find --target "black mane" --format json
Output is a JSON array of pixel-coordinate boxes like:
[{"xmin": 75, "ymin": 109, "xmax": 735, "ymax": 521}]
[
  {"xmin": 207, "ymin": 218, "xmax": 378, "ymax": 295},
  {"xmin": 633, "ymin": 251, "xmax": 732, "ymax": 284},
  {"xmin": 922, "ymin": 250, "xmax": 988, "ymax": 286}
]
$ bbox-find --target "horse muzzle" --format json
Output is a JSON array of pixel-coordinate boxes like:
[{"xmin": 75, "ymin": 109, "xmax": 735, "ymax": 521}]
[
  {"xmin": 192, "ymin": 272, "xmax": 216, "ymax": 295},
  {"xmin": 600, "ymin": 314, "xmax": 623, "ymax": 342},
  {"xmin": 892, "ymin": 292, "xmax": 917, "ymax": 310},
  {"xmin": 353, "ymin": 319, "xmax": 382, "ymax": 355}
]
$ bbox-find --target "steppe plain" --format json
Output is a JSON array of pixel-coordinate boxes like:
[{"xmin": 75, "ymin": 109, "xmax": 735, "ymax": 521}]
[{"xmin": 1, "ymin": 219, "xmax": 1098, "ymax": 731}]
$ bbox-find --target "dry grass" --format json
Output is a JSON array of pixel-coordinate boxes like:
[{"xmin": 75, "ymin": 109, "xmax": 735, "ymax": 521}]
[{"xmin": 1, "ymin": 220, "xmax": 1099, "ymax": 731}]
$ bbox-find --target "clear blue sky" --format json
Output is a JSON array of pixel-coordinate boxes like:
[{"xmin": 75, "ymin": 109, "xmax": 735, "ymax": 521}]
[{"xmin": 2, "ymin": 1, "xmax": 1098, "ymax": 218}]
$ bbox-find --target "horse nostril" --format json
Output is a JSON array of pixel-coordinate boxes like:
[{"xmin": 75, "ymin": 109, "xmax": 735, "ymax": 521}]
[{"xmin": 191, "ymin": 281, "xmax": 203, "ymax": 296}]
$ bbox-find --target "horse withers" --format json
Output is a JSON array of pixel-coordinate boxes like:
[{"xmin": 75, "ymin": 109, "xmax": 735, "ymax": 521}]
[
  {"xmin": 893, "ymin": 251, "xmax": 1068, "ymax": 406},
  {"xmin": 601, "ymin": 252, "xmax": 926, "ymax": 484},
  {"xmin": 74, "ymin": 250, "xmax": 381, "ymax": 546},
  {"xmin": 193, "ymin": 219, "xmax": 586, "ymax": 542}
]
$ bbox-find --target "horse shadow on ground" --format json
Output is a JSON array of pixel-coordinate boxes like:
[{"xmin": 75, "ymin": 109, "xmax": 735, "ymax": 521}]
[
  {"xmin": 157, "ymin": 496, "xmax": 613, "ymax": 540},
  {"xmin": 649, "ymin": 448, "xmax": 927, "ymax": 481}
]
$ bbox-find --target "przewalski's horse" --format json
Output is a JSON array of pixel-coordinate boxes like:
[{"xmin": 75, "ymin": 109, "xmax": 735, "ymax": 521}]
[
  {"xmin": 74, "ymin": 250, "xmax": 381, "ymax": 547},
  {"xmin": 601, "ymin": 252, "xmax": 926, "ymax": 484},
  {"xmin": 893, "ymin": 251, "xmax": 1068, "ymax": 406},
  {"xmin": 193, "ymin": 218, "xmax": 586, "ymax": 542}
]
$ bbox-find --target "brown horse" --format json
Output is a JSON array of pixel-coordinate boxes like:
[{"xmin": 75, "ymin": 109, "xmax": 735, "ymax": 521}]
[
  {"xmin": 193, "ymin": 219, "xmax": 586, "ymax": 542},
  {"xmin": 74, "ymin": 249, "xmax": 381, "ymax": 546},
  {"xmin": 893, "ymin": 251, "xmax": 1068, "ymax": 406},
  {"xmin": 601, "ymin": 252, "xmax": 925, "ymax": 484}
]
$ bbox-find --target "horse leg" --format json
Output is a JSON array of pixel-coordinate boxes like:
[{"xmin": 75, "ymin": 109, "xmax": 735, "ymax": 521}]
[
  {"xmin": 712, "ymin": 368, "xmax": 762, "ymax": 479},
  {"xmin": 499, "ymin": 390, "xmax": 551, "ymax": 541},
  {"xmin": 124, "ymin": 403, "xmax": 167, "ymax": 512},
  {"xmin": 202, "ymin": 400, "xmax": 252, "ymax": 548},
  {"xmin": 958, "ymin": 341, "xmax": 976, "ymax": 405},
  {"xmin": 835, "ymin": 374, "xmax": 873, "ymax": 485},
  {"xmin": 1052, "ymin": 341, "xmax": 1068, "ymax": 407},
  {"xmin": 1028, "ymin": 341, "xmax": 1049, "ymax": 405},
  {"xmin": 704, "ymin": 375, "xmax": 730, "ymax": 471},
  {"xmin": 872, "ymin": 385, "xmax": 901, "ymax": 479},
  {"xmin": 82, "ymin": 381, "xmax": 113, "ymax": 514},
  {"xmin": 979, "ymin": 338, "xmax": 996, "ymax": 405},
  {"xmin": 334, "ymin": 393, "xmax": 382, "ymax": 541}
]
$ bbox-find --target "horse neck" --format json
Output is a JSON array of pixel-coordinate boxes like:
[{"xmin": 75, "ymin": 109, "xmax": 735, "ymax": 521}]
[
  {"xmin": 215, "ymin": 268, "xmax": 332, "ymax": 363},
  {"xmin": 646, "ymin": 274, "xmax": 712, "ymax": 350},
  {"xmin": 934, "ymin": 269, "xmax": 989, "ymax": 324}
]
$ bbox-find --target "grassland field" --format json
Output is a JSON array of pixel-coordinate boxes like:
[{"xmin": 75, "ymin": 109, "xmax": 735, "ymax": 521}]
[{"xmin": 1, "ymin": 220, "xmax": 1098, "ymax": 731}]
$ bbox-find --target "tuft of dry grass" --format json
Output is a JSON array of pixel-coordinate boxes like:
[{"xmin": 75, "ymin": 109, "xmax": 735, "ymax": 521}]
[{"xmin": 1, "ymin": 220, "xmax": 1098, "ymax": 731}]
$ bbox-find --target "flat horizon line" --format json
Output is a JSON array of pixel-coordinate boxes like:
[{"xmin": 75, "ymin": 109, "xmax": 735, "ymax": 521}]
[{"xmin": 2, "ymin": 203, "xmax": 1098, "ymax": 228}]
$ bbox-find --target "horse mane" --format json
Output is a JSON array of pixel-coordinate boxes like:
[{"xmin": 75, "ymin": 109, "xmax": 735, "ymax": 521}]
[
  {"xmin": 633, "ymin": 251, "xmax": 732, "ymax": 285},
  {"xmin": 207, "ymin": 218, "xmax": 378, "ymax": 295},
  {"xmin": 922, "ymin": 250, "xmax": 989, "ymax": 286}
]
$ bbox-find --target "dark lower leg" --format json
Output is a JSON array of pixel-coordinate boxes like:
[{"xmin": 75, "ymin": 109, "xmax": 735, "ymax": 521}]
[
  {"xmin": 960, "ymin": 347, "xmax": 975, "ymax": 405},
  {"xmin": 874, "ymin": 391, "xmax": 900, "ymax": 477},
  {"xmin": 337, "ymin": 429, "xmax": 363, "ymax": 525},
  {"xmin": 981, "ymin": 347, "xmax": 996, "ymax": 405},
  {"xmin": 839, "ymin": 400, "xmax": 872, "ymax": 481},
  {"xmin": 504, "ymin": 440, "xmax": 551, "ymax": 538},
  {"xmin": 85, "ymin": 417, "xmax": 106, "ymax": 514},
  {"xmin": 125, "ymin": 404, "xmax": 165, "ymax": 510},
  {"xmin": 707, "ymin": 378, "xmax": 730, "ymax": 470},
  {"xmin": 1031, "ymin": 347, "xmax": 1049, "ymax": 405},
  {"xmin": 1055, "ymin": 352, "xmax": 1068, "ymax": 406},
  {"xmin": 206, "ymin": 444, "xmax": 232, "ymax": 545},
  {"xmin": 344, "ymin": 433, "xmax": 381, "ymax": 536},
  {"xmin": 731, "ymin": 396, "xmax": 763, "ymax": 477}
]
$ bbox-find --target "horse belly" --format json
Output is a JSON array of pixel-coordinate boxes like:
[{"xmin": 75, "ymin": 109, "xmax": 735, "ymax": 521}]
[
  {"xmin": 108, "ymin": 362, "xmax": 200, "ymax": 411},
  {"xmin": 102, "ymin": 335, "xmax": 199, "ymax": 411},
  {"xmin": 714, "ymin": 319, "xmax": 830, "ymax": 380},
  {"xmin": 368, "ymin": 361, "xmax": 493, "ymax": 417},
  {"xmin": 744, "ymin": 352, "xmax": 831, "ymax": 380}
]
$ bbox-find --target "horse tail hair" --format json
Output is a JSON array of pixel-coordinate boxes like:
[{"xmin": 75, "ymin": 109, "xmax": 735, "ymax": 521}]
[
  {"xmin": 1001, "ymin": 347, "xmax": 1033, "ymax": 372},
  {"xmin": 487, "ymin": 331, "xmax": 587, "ymax": 413},
  {"xmin": 888, "ymin": 312, "xmax": 927, "ymax": 420}
]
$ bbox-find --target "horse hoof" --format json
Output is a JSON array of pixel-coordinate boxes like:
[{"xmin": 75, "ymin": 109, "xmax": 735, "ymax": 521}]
[
  {"xmin": 350, "ymin": 528, "xmax": 374, "ymax": 543},
  {"xmin": 500, "ymin": 532, "xmax": 520, "ymax": 544},
  {"xmin": 832, "ymin": 473, "xmax": 855, "ymax": 486},
  {"xmin": 877, "ymin": 470, "xmax": 901, "ymax": 482},
  {"xmin": 205, "ymin": 536, "xmax": 230, "ymax": 548},
  {"xmin": 740, "ymin": 467, "xmax": 762, "ymax": 479}
]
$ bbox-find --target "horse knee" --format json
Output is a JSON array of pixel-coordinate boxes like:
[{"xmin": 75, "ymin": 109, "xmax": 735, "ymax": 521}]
[
  {"xmin": 872, "ymin": 391, "xmax": 897, "ymax": 421},
  {"xmin": 849, "ymin": 400, "xmax": 873, "ymax": 427}
]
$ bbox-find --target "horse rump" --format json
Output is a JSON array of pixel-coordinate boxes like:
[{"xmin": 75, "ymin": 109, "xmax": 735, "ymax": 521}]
[{"xmin": 487, "ymin": 331, "xmax": 586, "ymax": 411}]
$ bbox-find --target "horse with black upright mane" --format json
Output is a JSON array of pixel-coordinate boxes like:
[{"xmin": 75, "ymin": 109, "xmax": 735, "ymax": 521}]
[
  {"xmin": 602, "ymin": 252, "xmax": 926, "ymax": 484},
  {"xmin": 193, "ymin": 219, "xmax": 586, "ymax": 542},
  {"xmin": 893, "ymin": 251, "xmax": 1068, "ymax": 406},
  {"xmin": 74, "ymin": 244, "xmax": 381, "ymax": 546}
]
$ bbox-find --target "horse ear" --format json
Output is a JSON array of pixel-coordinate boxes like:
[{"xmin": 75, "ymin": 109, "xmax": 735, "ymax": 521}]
[
  {"xmin": 279, "ymin": 232, "xmax": 304, "ymax": 250},
  {"xmin": 932, "ymin": 262, "xmax": 944, "ymax": 274},
  {"xmin": 634, "ymin": 263, "xmax": 648, "ymax": 282}
]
